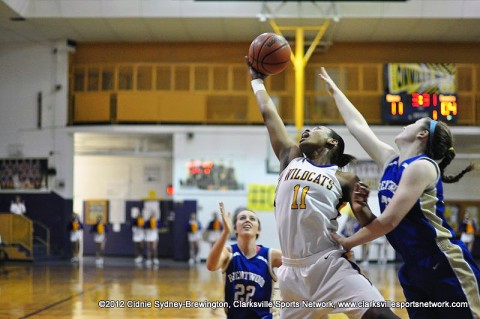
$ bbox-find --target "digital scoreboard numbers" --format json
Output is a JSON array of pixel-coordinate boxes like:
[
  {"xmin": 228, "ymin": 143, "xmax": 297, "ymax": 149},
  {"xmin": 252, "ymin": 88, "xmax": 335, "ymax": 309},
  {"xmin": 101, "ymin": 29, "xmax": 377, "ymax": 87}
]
[
  {"xmin": 381, "ymin": 63, "xmax": 458, "ymax": 123},
  {"xmin": 382, "ymin": 92, "xmax": 458, "ymax": 123}
]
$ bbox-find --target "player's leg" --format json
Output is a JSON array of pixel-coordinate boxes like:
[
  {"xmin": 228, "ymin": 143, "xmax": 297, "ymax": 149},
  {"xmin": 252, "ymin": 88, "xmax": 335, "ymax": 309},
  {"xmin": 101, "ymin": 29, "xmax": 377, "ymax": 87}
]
[{"xmin": 326, "ymin": 253, "xmax": 398, "ymax": 319}]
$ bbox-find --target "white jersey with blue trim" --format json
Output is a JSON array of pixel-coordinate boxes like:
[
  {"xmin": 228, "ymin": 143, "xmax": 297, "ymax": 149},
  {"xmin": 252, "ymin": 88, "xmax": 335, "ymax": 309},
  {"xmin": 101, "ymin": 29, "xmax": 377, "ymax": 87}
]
[{"xmin": 275, "ymin": 157, "xmax": 343, "ymax": 259}]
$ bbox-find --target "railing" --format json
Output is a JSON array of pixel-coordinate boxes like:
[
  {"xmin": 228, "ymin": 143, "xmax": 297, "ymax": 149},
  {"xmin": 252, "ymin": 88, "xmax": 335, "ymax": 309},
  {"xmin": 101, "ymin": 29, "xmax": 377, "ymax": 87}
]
[
  {"xmin": 33, "ymin": 220, "xmax": 50, "ymax": 256},
  {"xmin": 0, "ymin": 213, "xmax": 33, "ymax": 260},
  {"xmin": 69, "ymin": 62, "xmax": 480, "ymax": 126}
]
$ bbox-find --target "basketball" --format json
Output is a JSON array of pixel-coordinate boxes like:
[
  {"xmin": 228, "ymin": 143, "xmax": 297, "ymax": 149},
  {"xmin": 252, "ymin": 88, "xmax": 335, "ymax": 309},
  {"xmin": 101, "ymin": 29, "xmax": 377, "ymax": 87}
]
[{"xmin": 248, "ymin": 33, "xmax": 291, "ymax": 75}]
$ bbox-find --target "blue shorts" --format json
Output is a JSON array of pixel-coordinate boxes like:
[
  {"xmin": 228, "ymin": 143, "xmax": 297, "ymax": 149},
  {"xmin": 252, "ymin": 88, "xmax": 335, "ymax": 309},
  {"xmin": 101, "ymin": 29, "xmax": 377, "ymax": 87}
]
[{"xmin": 398, "ymin": 240, "xmax": 480, "ymax": 319}]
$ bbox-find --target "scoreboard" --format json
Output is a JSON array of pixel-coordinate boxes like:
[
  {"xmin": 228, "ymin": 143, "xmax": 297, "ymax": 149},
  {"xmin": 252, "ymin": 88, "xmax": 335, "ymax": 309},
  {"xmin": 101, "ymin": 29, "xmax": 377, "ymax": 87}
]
[
  {"xmin": 382, "ymin": 63, "xmax": 457, "ymax": 123},
  {"xmin": 382, "ymin": 92, "xmax": 458, "ymax": 123}
]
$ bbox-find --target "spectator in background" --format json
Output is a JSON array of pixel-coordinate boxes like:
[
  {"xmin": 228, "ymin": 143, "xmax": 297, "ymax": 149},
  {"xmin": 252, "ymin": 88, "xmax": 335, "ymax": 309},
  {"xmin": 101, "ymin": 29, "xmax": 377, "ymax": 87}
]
[
  {"xmin": 131, "ymin": 207, "xmax": 145, "ymax": 265},
  {"xmin": 90, "ymin": 216, "xmax": 108, "ymax": 267},
  {"xmin": 186, "ymin": 212, "xmax": 201, "ymax": 265},
  {"xmin": 68, "ymin": 213, "xmax": 83, "ymax": 263},
  {"xmin": 205, "ymin": 211, "xmax": 223, "ymax": 247},
  {"xmin": 144, "ymin": 211, "xmax": 159, "ymax": 267},
  {"xmin": 460, "ymin": 211, "xmax": 477, "ymax": 253},
  {"xmin": 10, "ymin": 195, "xmax": 26, "ymax": 215}
]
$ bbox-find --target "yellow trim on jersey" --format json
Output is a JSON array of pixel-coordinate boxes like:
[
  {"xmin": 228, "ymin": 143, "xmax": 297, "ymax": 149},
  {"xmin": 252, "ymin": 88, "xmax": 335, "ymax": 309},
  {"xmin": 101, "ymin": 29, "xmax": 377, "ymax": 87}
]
[
  {"xmin": 419, "ymin": 190, "xmax": 452, "ymax": 240},
  {"xmin": 435, "ymin": 239, "xmax": 480, "ymax": 317},
  {"xmin": 420, "ymin": 190, "xmax": 480, "ymax": 317}
]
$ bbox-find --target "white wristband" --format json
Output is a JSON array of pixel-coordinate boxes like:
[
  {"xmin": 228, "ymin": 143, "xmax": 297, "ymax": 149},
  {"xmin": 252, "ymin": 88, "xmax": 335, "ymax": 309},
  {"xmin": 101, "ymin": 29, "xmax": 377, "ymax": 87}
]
[{"xmin": 251, "ymin": 79, "xmax": 266, "ymax": 94}]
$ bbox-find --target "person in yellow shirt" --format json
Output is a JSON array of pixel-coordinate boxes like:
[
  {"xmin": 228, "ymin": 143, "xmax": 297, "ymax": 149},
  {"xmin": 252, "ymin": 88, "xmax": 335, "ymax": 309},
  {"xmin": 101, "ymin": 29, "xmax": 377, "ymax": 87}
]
[
  {"xmin": 68, "ymin": 213, "xmax": 83, "ymax": 263},
  {"xmin": 131, "ymin": 207, "xmax": 145, "ymax": 265},
  {"xmin": 459, "ymin": 211, "xmax": 477, "ymax": 252},
  {"xmin": 186, "ymin": 212, "xmax": 202, "ymax": 264},
  {"xmin": 205, "ymin": 211, "xmax": 223, "ymax": 248},
  {"xmin": 144, "ymin": 211, "xmax": 159, "ymax": 267},
  {"xmin": 90, "ymin": 216, "xmax": 108, "ymax": 266}
]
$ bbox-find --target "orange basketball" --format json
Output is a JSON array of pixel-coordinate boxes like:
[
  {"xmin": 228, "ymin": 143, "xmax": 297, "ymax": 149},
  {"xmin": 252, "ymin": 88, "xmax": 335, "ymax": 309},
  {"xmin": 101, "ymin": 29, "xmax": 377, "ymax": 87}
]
[{"xmin": 248, "ymin": 33, "xmax": 291, "ymax": 75}]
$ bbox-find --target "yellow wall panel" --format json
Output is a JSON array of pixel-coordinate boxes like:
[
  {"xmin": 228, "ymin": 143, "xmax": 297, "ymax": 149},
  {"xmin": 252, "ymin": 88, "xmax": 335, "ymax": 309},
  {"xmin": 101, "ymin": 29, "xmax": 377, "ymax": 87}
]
[
  {"xmin": 74, "ymin": 93, "xmax": 111, "ymax": 122},
  {"xmin": 117, "ymin": 92, "xmax": 159, "ymax": 122},
  {"xmin": 159, "ymin": 92, "xmax": 206, "ymax": 123}
]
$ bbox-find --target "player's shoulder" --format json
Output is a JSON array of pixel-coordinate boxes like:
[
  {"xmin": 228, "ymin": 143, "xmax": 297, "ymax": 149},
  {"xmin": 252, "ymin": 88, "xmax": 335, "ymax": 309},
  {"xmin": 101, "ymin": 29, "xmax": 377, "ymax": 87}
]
[
  {"xmin": 335, "ymin": 170, "xmax": 358, "ymax": 186},
  {"xmin": 407, "ymin": 157, "xmax": 438, "ymax": 175},
  {"xmin": 402, "ymin": 158, "xmax": 439, "ymax": 186}
]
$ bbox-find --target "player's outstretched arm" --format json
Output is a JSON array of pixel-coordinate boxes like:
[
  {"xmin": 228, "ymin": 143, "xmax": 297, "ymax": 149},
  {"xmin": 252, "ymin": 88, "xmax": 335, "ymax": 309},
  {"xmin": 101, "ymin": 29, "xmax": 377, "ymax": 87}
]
[
  {"xmin": 206, "ymin": 202, "xmax": 232, "ymax": 271},
  {"xmin": 319, "ymin": 67, "xmax": 396, "ymax": 168},
  {"xmin": 333, "ymin": 160, "xmax": 436, "ymax": 251},
  {"xmin": 246, "ymin": 58, "xmax": 298, "ymax": 167}
]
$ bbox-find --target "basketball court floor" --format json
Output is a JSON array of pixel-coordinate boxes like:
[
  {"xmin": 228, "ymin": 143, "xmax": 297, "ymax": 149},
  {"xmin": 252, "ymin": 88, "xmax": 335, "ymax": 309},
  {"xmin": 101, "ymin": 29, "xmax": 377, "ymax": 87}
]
[{"xmin": 0, "ymin": 257, "xmax": 409, "ymax": 319}]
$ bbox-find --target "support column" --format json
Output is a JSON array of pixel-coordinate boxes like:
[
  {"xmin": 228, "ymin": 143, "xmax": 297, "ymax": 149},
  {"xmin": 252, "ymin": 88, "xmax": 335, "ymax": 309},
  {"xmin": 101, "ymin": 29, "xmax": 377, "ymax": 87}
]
[{"xmin": 269, "ymin": 20, "xmax": 330, "ymax": 132}]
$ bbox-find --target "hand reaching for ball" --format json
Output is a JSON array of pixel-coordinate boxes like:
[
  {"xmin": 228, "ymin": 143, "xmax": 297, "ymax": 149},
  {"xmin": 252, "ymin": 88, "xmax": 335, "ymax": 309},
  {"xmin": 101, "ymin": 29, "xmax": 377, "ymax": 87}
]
[{"xmin": 245, "ymin": 56, "xmax": 266, "ymax": 81}]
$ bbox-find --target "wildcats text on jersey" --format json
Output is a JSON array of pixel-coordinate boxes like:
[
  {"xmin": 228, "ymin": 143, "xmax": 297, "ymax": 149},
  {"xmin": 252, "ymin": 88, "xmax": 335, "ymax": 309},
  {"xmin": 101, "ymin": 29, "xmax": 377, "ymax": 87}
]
[{"xmin": 283, "ymin": 168, "xmax": 334, "ymax": 190}]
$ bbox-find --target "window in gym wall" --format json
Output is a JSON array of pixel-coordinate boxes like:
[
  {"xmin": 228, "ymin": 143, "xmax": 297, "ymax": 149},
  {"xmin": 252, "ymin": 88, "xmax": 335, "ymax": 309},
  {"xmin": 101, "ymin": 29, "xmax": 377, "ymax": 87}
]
[
  {"xmin": 156, "ymin": 65, "xmax": 171, "ymax": 90},
  {"xmin": 118, "ymin": 65, "xmax": 133, "ymax": 90},
  {"xmin": 174, "ymin": 65, "xmax": 190, "ymax": 91},
  {"xmin": 363, "ymin": 65, "xmax": 380, "ymax": 92},
  {"xmin": 345, "ymin": 66, "xmax": 359, "ymax": 91},
  {"xmin": 87, "ymin": 67, "xmax": 100, "ymax": 91},
  {"xmin": 102, "ymin": 67, "xmax": 114, "ymax": 91},
  {"xmin": 232, "ymin": 66, "xmax": 247, "ymax": 91},
  {"xmin": 270, "ymin": 71, "xmax": 287, "ymax": 92},
  {"xmin": 213, "ymin": 66, "xmax": 228, "ymax": 91},
  {"xmin": 73, "ymin": 67, "xmax": 85, "ymax": 92},
  {"xmin": 194, "ymin": 66, "xmax": 209, "ymax": 91},
  {"xmin": 137, "ymin": 65, "xmax": 153, "ymax": 90}
]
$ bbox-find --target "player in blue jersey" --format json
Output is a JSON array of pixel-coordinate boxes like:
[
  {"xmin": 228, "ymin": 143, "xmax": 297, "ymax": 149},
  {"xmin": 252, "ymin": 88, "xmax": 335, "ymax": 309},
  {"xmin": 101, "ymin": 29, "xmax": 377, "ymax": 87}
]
[
  {"xmin": 321, "ymin": 67, "xmax": 480, "ymax": 319},
  {"xmin": 206, "ymin": 202, "xmax": 282, "ymax": 319}
]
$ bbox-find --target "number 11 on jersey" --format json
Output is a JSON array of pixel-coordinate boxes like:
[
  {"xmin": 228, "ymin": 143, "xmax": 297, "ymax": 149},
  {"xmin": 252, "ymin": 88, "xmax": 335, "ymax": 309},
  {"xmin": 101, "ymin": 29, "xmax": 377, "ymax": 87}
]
[{"xmin": 291, "ymin": 185, "xmax": 310, "ymax": 209}]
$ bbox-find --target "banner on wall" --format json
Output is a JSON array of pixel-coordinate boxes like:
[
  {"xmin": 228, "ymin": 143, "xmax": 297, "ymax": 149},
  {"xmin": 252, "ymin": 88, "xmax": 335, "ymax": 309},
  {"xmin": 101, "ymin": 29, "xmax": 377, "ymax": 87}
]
[
  {"xmin": 247, "ymin": 184, "xmax": 276, "ymax": 212},
  {"xmin": 385, "ymin": 63, "xmax": 456, "ymax": 94},
  {"xmin": 84, "ymin": 200, "xmax": 109, "ymax": 225}
]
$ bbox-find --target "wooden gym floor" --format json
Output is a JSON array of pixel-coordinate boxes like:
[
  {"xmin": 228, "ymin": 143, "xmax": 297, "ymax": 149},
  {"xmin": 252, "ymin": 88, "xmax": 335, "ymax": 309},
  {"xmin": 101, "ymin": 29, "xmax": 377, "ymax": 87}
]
[{"xmin": 0, "ymin": 257, "xmax": 409, "ymax": 319}]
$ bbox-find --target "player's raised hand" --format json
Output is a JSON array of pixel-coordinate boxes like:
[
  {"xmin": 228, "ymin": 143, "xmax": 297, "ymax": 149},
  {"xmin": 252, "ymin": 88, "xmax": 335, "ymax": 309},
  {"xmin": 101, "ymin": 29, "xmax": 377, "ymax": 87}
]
[
  {"xmin": 219, "ymin": 202, "xmax": 233, "ymax": 235},
  {"xmin": 318, "ymin": 67, "xmax": 337, "ymax": 96},
  {"xmin": 245, "ymin": 56, "xmax": 266, "ymax": 81}
]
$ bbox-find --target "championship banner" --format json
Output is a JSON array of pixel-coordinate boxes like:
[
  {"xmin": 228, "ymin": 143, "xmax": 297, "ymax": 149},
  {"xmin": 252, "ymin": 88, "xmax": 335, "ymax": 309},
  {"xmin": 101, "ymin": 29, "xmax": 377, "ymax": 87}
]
[{"xmin": 385, "ymin": 63, "xmax": 456, "ymax": 94}]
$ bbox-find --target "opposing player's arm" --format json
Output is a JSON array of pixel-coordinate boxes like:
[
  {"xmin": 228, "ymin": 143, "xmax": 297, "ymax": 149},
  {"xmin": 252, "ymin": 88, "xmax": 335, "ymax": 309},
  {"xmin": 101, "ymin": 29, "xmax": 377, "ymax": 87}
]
[
  {"xmin": 319, "ymin": 68, "xmax": 396, "ymax": 167},
  {"xmin": 334, "ymin": 160, "xmax": 437, "ymax": 251},
  {"xmin": 339, "ymin": 172, "xmax": 376, "ymax": 227},
  {"xmin": 247, "ymin": 59, "xmax": 300, "ymax": 168},
  {"xmin": 206, "ymin": 202, "xmax": 232, "ymax": 271},
  {"xmin": 270, "ymin": 248, "xmax": 283, "ymax": 268}
]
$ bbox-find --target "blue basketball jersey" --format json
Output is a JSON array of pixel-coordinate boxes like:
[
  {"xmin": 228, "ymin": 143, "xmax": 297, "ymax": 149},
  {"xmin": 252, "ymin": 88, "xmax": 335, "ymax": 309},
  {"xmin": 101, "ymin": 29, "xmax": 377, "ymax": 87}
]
[
  {"xmin": 224, "ymin": 244, "xmax": 275, "ymax": 319},
  {"xmin": 378, "ymin": 154, "xmax": 455, "ymax": 263},
  {"xmin": 378, "ymin": 154, "xmax": 480, "ymax": 318}
]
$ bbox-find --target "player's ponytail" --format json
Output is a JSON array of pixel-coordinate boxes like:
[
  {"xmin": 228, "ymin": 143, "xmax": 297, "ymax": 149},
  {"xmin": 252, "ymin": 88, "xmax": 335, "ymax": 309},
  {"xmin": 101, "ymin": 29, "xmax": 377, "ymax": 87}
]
[
  {"xmin": 337, "ymin": 154, "xmax": 357, "ymax": 168},
  {"xmin": 329, "ymin": 128, "xmax": 356, "ymax": 168},
  {"xmin": 426, "ymin": 118, "xmax": 474, "ymax": 183}
]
